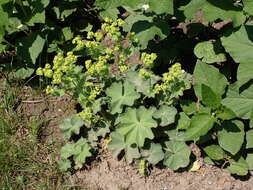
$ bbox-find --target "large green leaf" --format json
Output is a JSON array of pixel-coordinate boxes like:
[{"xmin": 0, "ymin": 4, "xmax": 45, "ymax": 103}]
[
  {"xmin": 194, "ymin": 60, "xmax": 227, "ymax": 99},
  {"xmin": 106, "ymin": 81, "xmax": 140, "ymax": 114},
  {"xmin": 108, "ymin": 132, "xmax": 140, "ymax": 163},
  {"xmin": 201, "ymin": 84, "xmax": 221, "ymax": 109},
  {"xmin": 227, "ymin": 157, "xmax": 249, "ymax": 176},
  {"xmin": 185, "ymin": 113, "xmax": 215, "ymax": 141},
  {"xmin": 221, "ymin": 25, "xmax": 253, "ymax": 85},
  {"xmin": 60, "ymin": 115, "xmax": 84, "ymax": 140},
  {"xmin": 179, "ymin": 0, "xmax": 245, "ymax": 27},
  {"xmin": 116, "ymin": 106, "xmax": 157, "ymax": 147},
  {"xmin": 163, "ymin": 141, "xmax": 191, "ymax": 170},
  {"xmin": 153, "ymin": 105, "xmax": 177, "ymax": 127},
  {"xmin": 194, "ymin": 41, "xmax": 226, "ymax": 64},
  {"xmin": 203, "ymin": 145, "xmax": 225, "ymax": 160},
  {"xmin": 222, "ymin": 82, "xmax": 253, "ymax": 119},
  {"xmin": 123, "ymin": 14, "xmax": 169, "ymax": 48},
  {"xmin": 218, "ymin": 120, "xmax": 245, "ymax": 155},
  {"xmin": 246, "ymin": 130, "xmax": 253, "ymax": 149}
]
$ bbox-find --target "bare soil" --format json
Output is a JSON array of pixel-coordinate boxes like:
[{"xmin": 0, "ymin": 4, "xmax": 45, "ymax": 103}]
[{"xmin": 19, "ymin": 87, "xmax": 253, "ymax": 190}]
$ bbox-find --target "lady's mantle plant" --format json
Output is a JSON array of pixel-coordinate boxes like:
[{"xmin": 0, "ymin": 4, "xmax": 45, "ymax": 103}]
[{"xmin": 37, "ymin": 18, "xmax": 191, "ymax": 172}]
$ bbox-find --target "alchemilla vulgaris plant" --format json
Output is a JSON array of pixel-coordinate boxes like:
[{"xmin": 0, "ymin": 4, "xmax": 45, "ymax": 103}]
[{"xmin": 37, "ymin": 18, "xmax": 192, "ymax": 172}]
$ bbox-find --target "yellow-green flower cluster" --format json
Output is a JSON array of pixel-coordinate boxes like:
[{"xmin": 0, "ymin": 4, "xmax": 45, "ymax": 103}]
[
  {"xmin": 141, "ymin": 52, "xmax": 157, "ymax": 68},
  {"xmin": 87, "ymin": 83, "xmax": 101, "ymax": 101},
  {"xmin": 101, "ymin": 18, "xmax": 125, "ymax": 41},
  {"xmin": 45, "ymin": 85, "xmax": 54, "ymax": 94},
  {"xmin": 36, "ymin": 64, "xmax": 53, "ymax": 78},
  {"xmin": 153, "ymin": 63, "xmax": 184, "ymax": 94},
  {"xmin": 36, "ymin": 51, "xmax": 77, "ymax": 89},
  {"xmin": 139, "ymin": 68, "xmax": 152, "ymax": 79},
  {"xmin": 85, "ymin": 56, "xmax": 109, "ymax": 76},
  {"xmin": 87, "ymin": 31, "xmax": 104, "ymax": 42},
  {"xmin": 77, "ymin": 107, "xmax": 93, "ymax": 120},
  {"xmin": 119, "ymin": 65, "xmax": 129, "ymax": 72},
  {"xmin": 72, "ymin": 36, "xmax": 86, "ymax": 50},
  {"xmin": 163, "ymin": 63, "xmax": 182, "ymax": 83}
]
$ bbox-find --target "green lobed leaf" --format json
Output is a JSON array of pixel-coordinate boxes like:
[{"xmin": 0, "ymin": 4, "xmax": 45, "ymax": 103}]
[
  {"xmin": 153, "ymin": 105, "xmax": 177, "ymax": 127},
  {"xmin": 194, "ymin": 41, "xmax": 226, "ymax": 64},
  {"xmin": 201, "ymin": 84, "xmax": 221, "ymax": 109},
  {"xmin": 60, "ymin": 143, "xmax": 76, "ymax": 159},
  {"xmin": 126, "ymin": 71, "xmax": 159, "ymax": 97},
  {"xmin": 179, "ymin": 0, "xmax": 245, "ymax": 27},
  {"xmin": 106, "ymin": 81, "xmax": 140, "ymax": 114},
  {"xmin": 185, "ymin": 113, "xmax": 215, "ymax": 141},
  {"xmin": 203, "ymin": 145, "xmax": 225, "ymax": 160},
  {"xmin": 142, "ymin": 143, "xmax": 164, "ymax": 165},
  {"xmin": 58, "ymin": 159, "xmax": 72, "ymax": 171},
  {"xmin": 166, "ymin": 129, "xmax": 186, "ymax": 142},
  {"xmin": 227, "ymin": 157, "xmax": 249, "ymax": 176},
  {"xmin": 194, "ymin": 60, "xmax": 227, "ymax": 99},
  {"xmin": 108, "ymin": 132, "xmax": 140, "ymax": 163},
  {"xmin": 60, "ymin": 138, "xmax": 92, "ymax": 169},
  {"xmin": 72, "ymin": 138, "xmax": 92, "ymax": 169},
  {"xmin": 222, "ymin": 82, "xmax": 253, "ymax": 119},
  {"xmin": 60, "ymin": 115, "xmax": 84, "ymax": 140},
  {"xmin": 218, "ymin": 120, "xmax": 245, "ymax": 155},
  {"xmin": 116, "ymin": 106, "xmax": 157, "ymax": 147},
  {"xmin": 246, "ymin": 130, "xmax": 253, "ymax": 149},
  {"xmin": 221, "ymin": 25, "xmax": 253, "ymax": 85},
  {"xmin": 163, "ymin": 141, "xmax": 191, "ymax": 170}
]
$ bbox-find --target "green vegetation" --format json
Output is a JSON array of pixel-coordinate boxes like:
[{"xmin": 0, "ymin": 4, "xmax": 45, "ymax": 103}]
[{"xmin": 1, "ymin": 0, "xmax": 253, "ymax": 181}]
